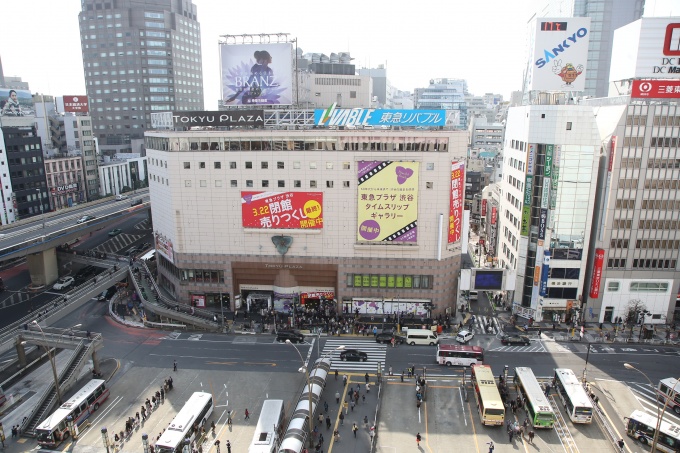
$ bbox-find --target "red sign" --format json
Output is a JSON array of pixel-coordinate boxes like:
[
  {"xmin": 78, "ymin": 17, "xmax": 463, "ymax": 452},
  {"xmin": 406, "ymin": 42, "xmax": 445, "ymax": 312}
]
[
  {"xmin": 448, "ymin": 162, "xmax": 465, "ymax": 243},
  {"xmin": 191, "ymin": 294, "xmax": 206, "ymax": 308},
  {"xmin": 631, "ymin": 80, "xmax": 680, "ymax": 98},
  {"xmin": 589, "ymin": 248, "xmax": 605, "ymax": 299},
  {"xmin": 63, "ymin": 95, "xmax": 89, "ymax": 113},
  {"xmin": 664, "ymin": 23, "xmax": 680, "ymax": 56},
  {"xmin": 481, "ymin": 199, "xmax": 487, "ymax": 217},
  {"xmin": 241, "ymin": 191, "xmax": 323, "ymax": 229},
  {"xmin": 491, "ymin": 206, "xmax": 497, "ymax": 225},
  {"xmin": 608, "ymin": 136, "xmax": 617, "ymax": 172}
]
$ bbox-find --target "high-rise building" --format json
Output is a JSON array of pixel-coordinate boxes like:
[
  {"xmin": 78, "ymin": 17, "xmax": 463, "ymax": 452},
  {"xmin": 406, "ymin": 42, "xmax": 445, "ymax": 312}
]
[
  {"xmin": 79, "ymin": 0, "xmax": 203, "ymax": 155},
  {"xmin": 532, "ymin": 0, "xmax": 644, "ymax": 98},
  {"xmin": 414, "ymin": 78, "xmax": 468, "ymax": 129}
]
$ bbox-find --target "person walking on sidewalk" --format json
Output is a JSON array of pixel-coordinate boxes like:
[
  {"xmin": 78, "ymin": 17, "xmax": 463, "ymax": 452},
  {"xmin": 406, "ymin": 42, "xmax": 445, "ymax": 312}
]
[
  {"xmin": 326, "ymin": 416, "xmax": 331, "ymax": 430},
  {"xmin": 352, "ymin": 423, "xmax": 358, "ymax": 438},
  {"xmin": 173, "ymin": 360, "xmax": 177, "ymax": 372},
  {"xmin": 487, "ymin": 441, "xmax": 495, "ymax": 452},
  {"xmin": 416, "ymin": 432, "xmax": 422, "ymax": 446},
  {"xmin": 339, "ymin": 412, "xmax": 344, "ymax": 425},
  {"xmin": 245, "ymin": 408, "xmax": 250, "ymax": 420}
]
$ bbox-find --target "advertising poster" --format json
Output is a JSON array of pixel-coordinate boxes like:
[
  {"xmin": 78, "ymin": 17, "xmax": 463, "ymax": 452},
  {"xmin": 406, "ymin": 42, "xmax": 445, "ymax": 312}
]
[
  {"xmin": 521, "ymin": 206, "xmax": 531, "ymax": 237},
  {"xmin": 315, "ymin": 104, "xmax": 446, "ymax": 127},
  {"xmin": 154, "ymin": 231, "xmax": 174, "ymax": 264},
  {"xmin": 220, "ymin": 43, "xmax": 293, "ymax": 106},
  {"xmin": 62, "ymin": 95, "xmax": 89, "ymax": 113},
  {"xmin": 539, "ymin": 250, "xmax": 551, "ymax": 297},
  {"xmin": 0, "ymin": 88, "xmax": 34, "ymax": 117},
  {"xmin": 357, "ymin": 161, "xmax": 419, "ymax": 243},
  {"xmin": 448, "ymin": 161, "xmax": 465, "ymax": 243},
  {"xmin": 531, "ymin": 17, "xmax": 591, "ymax": 91},
  {"xmin": 241, "ymin": 191, "xmax": 323, "ymax": 229},
  {"xmin": 550, "ymin": 145, "xmax": 561, "ymax": 209},
  {"xmin": 631, "ymin": 80, "xmax": 680, "ymax": 98},
  {"xmin": 191, "ymin": 294, "xmax": 206, "ymax": 308}
]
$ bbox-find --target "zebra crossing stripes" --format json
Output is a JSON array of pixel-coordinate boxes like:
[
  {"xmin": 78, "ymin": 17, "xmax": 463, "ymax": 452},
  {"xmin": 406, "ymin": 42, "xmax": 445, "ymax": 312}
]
[
  {"xmin": 94, "ymin": 233, "xmax": 143, "ymax": 254},
  {"xmin": 321, "ymin": 339, "xmax": 386, "ymax": 372},
  {"xmin": 470, "ymin": 315, "xmax": 501, "ymax": 335}
]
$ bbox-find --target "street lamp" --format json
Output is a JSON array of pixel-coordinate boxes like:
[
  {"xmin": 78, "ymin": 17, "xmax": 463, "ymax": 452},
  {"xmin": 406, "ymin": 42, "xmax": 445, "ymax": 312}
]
[
  {"xmin": 286, "ymin": 340, "xmax": 345, "ymax": 448},
  {"xmin": 101, "ymin": 427, "xmax": 110, "ymax": 453},
  {"xmin": 31, "ymin": 320, "xmax": 62, "ymax": 404},
  {"xmin": 35, "ymin": 188, "xmax": 45, "ymax": 229},
  {"xmin": 623, "ymin": 363, "xmax": 679, "ymax": 453}
]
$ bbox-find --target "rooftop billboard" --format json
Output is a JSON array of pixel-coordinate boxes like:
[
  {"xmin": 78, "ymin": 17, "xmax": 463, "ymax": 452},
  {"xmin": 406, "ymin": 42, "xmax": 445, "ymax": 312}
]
[
  {"xmin": 0, "ymin": 89, "xmax": 34, "ymax": 117},
  {"xmin": 530, "ymin": 17, "xmax": 591, "ymax": 91},
  {"xmin": 62, "ymin": 95, "xmax": 89, "ymax": 113},
  {"xmin": 314, "ymin": 104, "xmax": 446, "ymax": 127},
  {"xmin": 220, "ymin": 43, "xmax": 293, "ymax": 106}
]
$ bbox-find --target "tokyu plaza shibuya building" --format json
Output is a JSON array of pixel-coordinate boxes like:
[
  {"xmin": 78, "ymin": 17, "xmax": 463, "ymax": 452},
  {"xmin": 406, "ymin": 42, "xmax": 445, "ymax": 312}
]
[{"xmin": 145, "ymin": 114, "xmax": 467, "ymax": 317}]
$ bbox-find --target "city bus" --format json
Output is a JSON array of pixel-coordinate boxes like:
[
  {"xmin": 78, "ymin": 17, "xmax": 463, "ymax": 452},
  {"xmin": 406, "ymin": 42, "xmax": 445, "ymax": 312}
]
[
  {"xmin": 249, "ymin": 399, "xmax": 285, "ymax": 453},
  {"xmin": 155, "ymin": 391, "xmax": 214, "ymax": 453},
  {"xmin": 553, "ymin": 368, "xmax": 593, "ymax": 423},
  {"xmin": 436, "ymin": 344, "xmax": 484, "ymax": 367},
  {"xmin": 625, "ymin": 409, "xmax": 680, "ymax": 453},
  {"xmin": 36, "ymin": 379, "xmax": 109, "ymax": 448},
  {"xmin": 514, "ymin": 367, "xmax": 555, "ymax": 428},
  {"xmin": 470, "ymin": 364, "xmax": 505, "ymax": 426},
  {"xmin": 658, "ymin": 378, "xmax": 680, "ymax": 416}
]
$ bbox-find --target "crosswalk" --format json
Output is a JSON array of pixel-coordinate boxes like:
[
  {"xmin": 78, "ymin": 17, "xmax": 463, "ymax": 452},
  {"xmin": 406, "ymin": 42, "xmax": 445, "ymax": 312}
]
[
  {"xmin": 467, "ymin": 315, "xmax": 501, "ymax": 335},
  {"xmin": 94, "ymin": 233, "xmax": 144, "ymax": 254},
  {"xmin": 321, "ymin": 339, "xmax": 386, "ymax": 373},
  {"xmin": 491, "ymin": 343, "xmax": 546, "ymax": 353}
]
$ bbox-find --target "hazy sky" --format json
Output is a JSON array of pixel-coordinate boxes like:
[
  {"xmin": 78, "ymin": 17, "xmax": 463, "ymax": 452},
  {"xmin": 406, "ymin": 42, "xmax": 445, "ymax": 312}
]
[{"xmin": 0, "ymin": 0, "xmax": 677, "ymax": 109}]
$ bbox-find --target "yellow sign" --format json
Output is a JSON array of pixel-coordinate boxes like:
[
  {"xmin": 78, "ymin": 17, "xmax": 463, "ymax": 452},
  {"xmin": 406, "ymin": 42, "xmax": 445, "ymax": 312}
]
[{"xmin": 357, "ymin": 161, "xmax": 420, "ymax": 242}]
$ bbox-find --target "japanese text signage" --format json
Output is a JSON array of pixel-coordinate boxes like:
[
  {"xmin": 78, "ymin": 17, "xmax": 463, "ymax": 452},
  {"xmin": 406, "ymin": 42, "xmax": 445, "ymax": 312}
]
[
  {"xmin": 521, "ymin": 206, "xmax": 531, "ymax": 237},
  {"xmin": 631, "ymin": 80, "xmax": 680, "ymax": 98},
  {"xmin": 357, "ymin": 161, "xmax": 419, "ymax": 243},
  {"xmin": 540, "ymin": 250, "xmax": 551, "ymax": 297},
  {"xmin": 315, "ymin": 104, "xmax": 445, "ymax": 127},
  {"xmin": 538, "ymin": 208, "xmax": 548, "ymax": 240},
  {"xmin": 50, "ymin": 183, "xmax": 79, "ymax": 195},
  {"xmin": 241, "ymin": 191, "xmax": 323, "ymax": 229},
  {"xmin": 491, "ymin": 206, "xmax": 497, "ymax": 225},
  {"xmin": 527, "ymin": 144, "xmax": 536, "ymax": 176},
  {"xmin": 448, "ymin": 161, "xmax": 465, "ymax": 243},
  {"xmin": 544, "ymin": 144, "xmax": 553, "ymax": 178},
  {"xmin": 589, "ymin": 248, "xmax": 605, "ymax": 298},
  {"xmin": 481, "ymin": 199, "xmax": 487, "ymax": 217},
  {"xmin": 62, "ymin": 96, "xmax": 89, "ymax": 113}
]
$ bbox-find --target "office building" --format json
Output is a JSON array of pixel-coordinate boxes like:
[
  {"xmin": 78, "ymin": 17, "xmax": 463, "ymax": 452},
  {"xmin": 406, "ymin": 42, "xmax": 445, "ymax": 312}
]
[
  {"xmin": 79, "ymin": 0, "xmax": 203, "ymax": 154},
  {"xmin": 414, "ymin": 78, "xmax": 468, "ymax": 129},
  {"xmin": 98, "ymin": 155, "xmax": 148, "ymax": 197}
]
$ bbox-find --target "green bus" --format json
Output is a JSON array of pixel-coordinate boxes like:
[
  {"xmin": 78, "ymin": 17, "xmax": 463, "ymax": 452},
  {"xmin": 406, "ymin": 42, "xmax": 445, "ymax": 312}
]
[{"xmin": 514, "ymin": 367, "xmax": 556, "ymax": 428}]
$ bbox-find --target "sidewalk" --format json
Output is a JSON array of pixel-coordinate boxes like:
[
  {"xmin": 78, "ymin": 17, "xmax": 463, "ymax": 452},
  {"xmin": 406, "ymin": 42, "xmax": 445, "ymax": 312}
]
[{"xmin": 317, "ymin": 371, "xmax": 379, "ymax": 453}]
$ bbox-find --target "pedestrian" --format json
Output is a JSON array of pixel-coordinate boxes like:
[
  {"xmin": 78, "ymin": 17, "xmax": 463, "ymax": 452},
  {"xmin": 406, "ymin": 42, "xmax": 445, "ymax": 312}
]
[
  {"xmin": 416, "ymin": 432, "xmax": 422, "ymax": 446},
  {"xmin": 324, "ymin": 401, "xmax": 329, "ymax": 413},
  {"xmin": 617, "ymin": 438, "xmax": 624, "ymax": 451},
  {"xmin": 362, "ymin": 394, "xmax": 366, "ymax": 403},
  {"xmin": 326, "ymin": 416, "xmax": 331, "ymax": 430},
  {"xmin": 245, "ymin": 408, "xmax": 250, "ymax": 420},
  {"xmin": 339, "ymin": 412, "xmax": 344, "ymax": 425},
  {"xmin": 352, "ymin": 423, "xmax": 358, "ymax": 438},
  {"xmin": 319, "ymin": 433, "xmax": 324, "ymax": 445},
  {"xmin": 226, "ymin": 440, "xmax": 232, "ymax": 453},
  {"xmin": 335, "ymin": 370, "xmax": 338, "ymax": 381},
  {"xmin": 160, "ymin": 387, "xmax": 165, "ymax": 401},
  {"xmin": 487, "ymin": 441, "xmax": 495, "ymax": 453},
  {"xmin": 335, "ymin": 391, "xmax": 340, "ymax": 404},
  {"xmin": 318, "ymin": 414, "xmax": 324, "ymax": 425},
  {"xmin": 173, "ymin": 360, "xmax": 177, "ymax": 372},
  {"xmin": 334, "ymin": 430, "xmax": 340, "ymax": 442},
  {"xmin": 366, "ymin": 382, "xmax": 371, "ymax": 393},
  {"xmin": 389, "ymin": 366, "xmax": 393, "ymax": 376},
  {"xmin": 510, "ymin": 400, "xmax": 516, "ymax": 413},
  {"xmin": 508, "ymin": 429, "xmax": 514, "ymax": 442},
  {"xmin": 369, "ymin": 426, "xmax": 375, "ymax": 441},
  {"xmin": 545, "ymin": 383, "xmax": 551, "ymax": 396},
  {"xmin": 365, "ymin": 373, "xmax": 369, "ymax": 384},
  {"xmin": 401, "ymin": 371, "xmax": 405, "ymax": 382},
  {"xmin": 417, "ymin": 400, "xmax": 421, "ymax": 409},
  {"xmin": 529, "ymin": 430, "xmax": 535, "ymax": 444},
  {"xmin": 343, "ymin": 375, "xmax": 348, "ymax": 386},
  {"xmin": 350, "ymin": 400, "xmax": 355, "ymax": 411},
  {"xmin": 363, "ymin": 415, "xmax": 369, "ymax": 428}
]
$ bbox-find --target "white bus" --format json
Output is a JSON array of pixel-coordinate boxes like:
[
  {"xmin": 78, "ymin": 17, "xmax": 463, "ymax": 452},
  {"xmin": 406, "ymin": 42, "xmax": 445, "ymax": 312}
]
[
  {"xmin": 436, "ymin": 344, "xmax": 484, "ymax": 367},
  {"xmin": 155, "ymin": 392, "xmax": 214, "ymax": 453},
  {"xmin": 626, "ymin": 409, "xmax": 680, "ymax": 453},
  {"xmin": 471, "ymin": 364, "xmax": 505, "ymax": 426},
  {"xmin": 514, "ymin": 367, "xmax": 555, "ymax": 428},
  {"xmin": 249, "ymin": 399, "xmax": 286, "ymax": 453},
  {"xmin": 37, "ymin": 379, "xmax": 110, "ymax": 448},
  {"xmin": 553, "ymin": 368, "xmax": 593, "ymax": 423},
  {"xmin": 658, "ymin": 377, "xmax": 680, "ymax": 416}
]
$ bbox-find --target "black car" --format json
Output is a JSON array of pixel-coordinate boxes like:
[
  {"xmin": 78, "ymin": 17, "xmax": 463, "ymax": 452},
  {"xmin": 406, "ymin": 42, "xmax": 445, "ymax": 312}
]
[
  {"xmin": 500, "ymin": 333, "xmax": 531, "ymax": 346},
  {"xmin": 276, "ymin": 330, "xmax": 305, "ymax": 344},
  {"xmin": 74, "ymin": 265, "xmax": 97, "ymax": 282},
  {"xmin": 375, "ymin": 332, "xmax": 405, "ymax": 344},
  {"xmin": 339, "ymin": 349, "xmax": 368, "ymax": 362}
]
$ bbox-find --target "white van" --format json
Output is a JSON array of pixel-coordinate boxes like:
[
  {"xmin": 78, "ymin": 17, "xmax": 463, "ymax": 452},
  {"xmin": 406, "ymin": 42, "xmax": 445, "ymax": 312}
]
[
  {"xmin": 116, "ymin": 194, "xmax": 129, "ymax": 200},
  {"xmin": 405, "ymin": 328, "xmax": 439, "ymax": 346},
  {"xmin": 469, "ymin": 291, "xmax": 479, "ymax": 301}
]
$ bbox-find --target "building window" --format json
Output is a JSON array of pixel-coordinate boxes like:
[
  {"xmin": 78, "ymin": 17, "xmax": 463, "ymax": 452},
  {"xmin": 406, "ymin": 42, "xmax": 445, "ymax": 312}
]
[
  {"xmin": 215, "ymin": 180, "xmax": 222, "ymax": 187},
  {"xmin": 185, "ymin": 180, "xmax": 191, "ymax": 187},
  {"xmin": 326, "ymin": 181, "xmax": 334, "ymax": 188},
  {"xmin": 310, "ymin": 162, "xmax": 317, "ymax": 169},
  {"xmin": 426, "ymin": 182, "xmax": 434, "ymax": 189},
  {"xmin": 214, "ymin": 162, "xmax": 221, "ymax": 169},
  {"xmin": 262, "ymin": 180, "xmax": 269, "ymax": 188},
  {"xmin": 293, "ymin": 161, "xmax": 301, "ymax": 169},
  {"xmin": 350, "ymin": 91, "xmax": 357, "ymax": 98},
  {"xmin": 566, "ymin": 122, "xmax": 572, "ymax": 130},
  {"xmin": 310, "ymin": 180, "xmax": 317, "ymax": 188},
  {"xmin": 183, "ymin": 162, "xmax": 190, "ymax": 169},
  {"xmin": 230, "ymin": 180, "xmax": 237, "ymax": 187},
  {"xmin": 230, "ymin": 162, "xmax": 237, "ymax": 169},
  {"xmin": 261, "ymin": 161, "xmax": 268, "ymax": 169},
  {"xmin": 343, "ymin": 181, "xmax": 350, "ymax": 188},
  {"xmin": 294, "ymin": 180, "xmax": 301, "ymax": 188},
  {"xmin": 607, "ymin": 281, "xmax": 619, "ymax": 292},
  {"xmin": 630, "ymin": 281, "xmax": 669, "ymax": 292},
  {"xmin": 246, "ymin": 180, "xmax": 253, "ymax": 187},
  {"xmin": 200, "ymin": 180, "xmax": 207, "ymax": 187},
  {"xmin": 199, "ymin": 162, "xmax": 206, "ymax": 169},
  {"xmin": 245, "ymin": 162, "xmax": 253, "ymax": 169},
  {"xmin": 343, "ymin": 162, "xmax": 351, "ymax": 170},
  {"xmin": 426, "ymin": 163, "xmax": 435, "ymax": 170},
  {"xmin": 326, "ymin": 162, "xmax": 333, "ymax": 169},
  {"xmin": 278, "ymin": 180, "xmax": 285, "ymax": 188},
  {"xmin": 277, "ymin": 161, "xmax": 285, "ymax": 169}
]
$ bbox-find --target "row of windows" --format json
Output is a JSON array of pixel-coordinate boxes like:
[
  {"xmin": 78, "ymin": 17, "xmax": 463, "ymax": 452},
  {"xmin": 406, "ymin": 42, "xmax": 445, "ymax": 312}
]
[
  {"xmin": 606, "ymin": 281, "xmax": 670, "ymax": 292},
  {"xmin": 171, "ymin": 177, "xmax": 438, "ymax": 190},
  {"xmin": 638, "ymin": 219, "xmax": 680, "ymax": 229},
  {"xmin": 181, "ymin": 161, "xmax": 357, "ymax": 171},
  {"xmin": 607, "ymin": 258, "xmax": 678, "ymax": 270},
  {"xmin": 346, "ymin": 274, "xmax": 432, "ymax": 289},
  {"xmin": 506, "ymin": 156, "xmax": 526, "ymax": 172},
  {"xmin": 641, "ymin": 199, "xmax": 680, "ymax": 209},
  {"xmin": 314, "ymin": 78, "xmax": 362, "ymax": 86},
  {"xmin": 644, "ymin": 178, "xmax": 680, "ymax": 189},
  {"xmin": 635, "ymin": 239, "xmax": 680, "ymax": 249},
  {"xmin": 180, "ymin": 269, "xmax": 225, "ymax": 283},
  {"xmin": 650, "ymin": 137, "xmax": 680, "ymax": 148},
  {"xmin": 652, "ymin": 115, "xmax": 680, "ymax": 126}
]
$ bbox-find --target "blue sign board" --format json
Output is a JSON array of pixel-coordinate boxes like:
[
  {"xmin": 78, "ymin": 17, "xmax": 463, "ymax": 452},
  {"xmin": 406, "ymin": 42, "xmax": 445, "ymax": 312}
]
[
  {"xmin": 539, "ymin": 250, "xmax": 551, "ymax": 297},
  {"xmin": 314, "ymin": 104, "xmax": 446, "ymax": 127}
]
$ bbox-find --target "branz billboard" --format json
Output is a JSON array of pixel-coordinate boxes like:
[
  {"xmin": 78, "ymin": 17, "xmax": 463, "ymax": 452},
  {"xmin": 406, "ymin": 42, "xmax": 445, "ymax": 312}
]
[
  {"xmin": 531, "ymin": 17, "xmax": 591, "ymax": 91},
  {"xmin": 241, "ymin": 191, "xmax": 323, "ymax": 229},
  {"xmin": 357, "ymin": 161, "xmax": 419, "ymax": 243},
  {"xmin": 221, "ymin": 43, "xmax": 293, "ymax": 106}
]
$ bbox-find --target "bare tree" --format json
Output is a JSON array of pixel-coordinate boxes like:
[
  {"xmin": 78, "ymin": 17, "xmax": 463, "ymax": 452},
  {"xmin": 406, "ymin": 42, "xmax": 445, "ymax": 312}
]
[{"xmin": 623, "ymin": 299, "xmax": 647, "ymax": 336}]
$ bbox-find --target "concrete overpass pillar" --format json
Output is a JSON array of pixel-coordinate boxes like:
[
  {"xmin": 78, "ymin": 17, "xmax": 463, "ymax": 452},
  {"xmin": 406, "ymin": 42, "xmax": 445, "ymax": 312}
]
[
  {"xmin": 15, "ymin": 338, "xmax": 27, "ymax": 368},
  {"xmin": 27, "ymin": 248, "xmax": 58, "ymax": 286},
  {"xmin": 92, "ymin": 350, "xmax": 100, "ymax": 374}
]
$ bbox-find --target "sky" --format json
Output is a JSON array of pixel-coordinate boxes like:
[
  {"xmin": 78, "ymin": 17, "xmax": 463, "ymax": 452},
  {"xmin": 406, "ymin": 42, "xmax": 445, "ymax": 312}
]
[{"xmin": 0, "ymin": 0, "xmax": 677, "ymax": 110}]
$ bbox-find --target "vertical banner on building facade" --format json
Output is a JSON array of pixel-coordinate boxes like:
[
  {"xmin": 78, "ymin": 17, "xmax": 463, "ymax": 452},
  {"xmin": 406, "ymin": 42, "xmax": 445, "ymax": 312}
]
[
  {"xmin": 550, "ymin": 145, "xmax": 561, "ymax": 210},
  {"xmin": 589, "ymin": 248, "xmax": 605, "ymax": 298},
  {"xmin": 539, "ymin": 250, "xmax": 551, "ymax": 297},
  {"xmin": 357, "ymin": 161, "xmax": 419, "ymax": 243},
  {"xmin": 599, "ymin": 136, "xmax": 617, "ymax": 241},
  {"xmin": 544, "ymin": 145, "xmax": 554, "ymax": 178},
  {"xmin": 531, "ymin": 244, "xmax": 544, "ymax": 308},
  {"xmin": 521, "ymin": 175, "xmax": 533, "ymax": 237},
  {"xmin": 489, "ymin": 206, "xmax": 498, "ymax": 255},
  {"xmin": 448, "ymin": 161, "xmax": 465, "ymax": 243},
  {"xmin": 541, "ymin": 180, "xmax": 551, "ymax": 210},
  {"xmin": 538, "ymin": 208, "xmax": 548, "ymax": 241},
  {"xmin": 481, "ymin": 199, "xmax": 487, "ymax": 217},
  {"xmin": 527, "ymin": 144, "xmax": 536, "ymax": 176}
]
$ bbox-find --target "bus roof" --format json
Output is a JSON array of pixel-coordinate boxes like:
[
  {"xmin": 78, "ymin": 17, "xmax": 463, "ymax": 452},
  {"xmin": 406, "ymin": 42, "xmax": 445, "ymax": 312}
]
[
  {"xmin": 156, "ymin": 392, "xmax": 211, "ymax": 448},
  {"xmin": 629, "ymin": 410, "xmax": 680, "ymax": 439},
  {"xmin": 438, "ymin": 344, "xmax": 483, "ymax": 353},
  {"xmin": 660, "ymin": 377, "xmax": 679, "ymax": 389},
  {"xmin": 515, "ymin": 367, "xmax": 552, "ymax": 413},
  {"xmin": 250, "ymin": 400, "xmax": 284, "ymax": 451},
  {"xmin": 140, "ymin": 249, "xmax": 156, "ymax": 261},
  {"xmin": 471, "ymin": 365, "xmax": 504, "ymax": 411},
  {"xmin": 555, "ymin": 368, "xmax": 581, "ymax": 386},
  {"xmin": 37, "ymin": 379, "xmax": 106, "ymax": 432}
]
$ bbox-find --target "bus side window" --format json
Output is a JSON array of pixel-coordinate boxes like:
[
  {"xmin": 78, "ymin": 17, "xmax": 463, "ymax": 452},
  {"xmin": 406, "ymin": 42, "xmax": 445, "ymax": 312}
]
[{"xmin": 87, "ymin": 395, "xmax": 96, "ymax": 405}]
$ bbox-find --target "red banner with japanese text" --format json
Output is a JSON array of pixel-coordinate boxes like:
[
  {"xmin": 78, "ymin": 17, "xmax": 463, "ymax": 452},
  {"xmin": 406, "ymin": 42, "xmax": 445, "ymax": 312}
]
[
  {"xmin": 589, "ymin": 248, "xmax": 605, "ymax": 298},
  {"xmin": 448, "ymin": 161, "xmax": 465, "ymax": 243},
  {"xmin": 241, "ymin": 191, "xmax": 323, "ymax": 229}
]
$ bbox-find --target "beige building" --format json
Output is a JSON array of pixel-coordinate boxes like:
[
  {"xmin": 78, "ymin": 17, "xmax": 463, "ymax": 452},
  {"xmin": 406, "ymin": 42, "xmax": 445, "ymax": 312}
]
[
  {"xmin": 44, "ymin": 156, "xmax": 86, "ymax": 210},
  {"xmin": 144, "ymin": 129, "xmax": 467, "ymax": 315}
]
